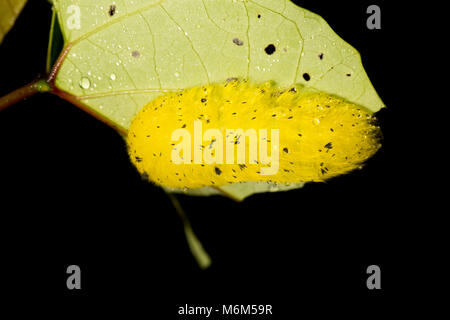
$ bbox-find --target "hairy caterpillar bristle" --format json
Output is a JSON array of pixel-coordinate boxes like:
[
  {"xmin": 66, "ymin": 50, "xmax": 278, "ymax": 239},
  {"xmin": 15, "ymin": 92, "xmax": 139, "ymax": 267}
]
[{"xmin": 127, "ymin": 80, "xmax": 381, "ymax": 189}]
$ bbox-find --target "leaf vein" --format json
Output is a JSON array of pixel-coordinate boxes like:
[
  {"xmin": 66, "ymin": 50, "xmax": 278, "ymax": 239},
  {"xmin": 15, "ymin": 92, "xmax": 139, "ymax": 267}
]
[
  {"xmin": 160, "ymin": 3, "xmax": 210, "ymax": 84},
  {"xmin": 248, "ymin": 0, "xmax": 304, "ymax": 84},
  {"xmin": 138, "ymin": 12, "xmax": 162, "ymax": 89}
]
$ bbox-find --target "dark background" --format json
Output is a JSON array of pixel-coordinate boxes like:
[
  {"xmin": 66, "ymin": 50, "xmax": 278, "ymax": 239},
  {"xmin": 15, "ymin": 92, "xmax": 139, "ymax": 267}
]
[{"xmin": 0, "ymin": 0, "xmax": 434, "ymax": 317}]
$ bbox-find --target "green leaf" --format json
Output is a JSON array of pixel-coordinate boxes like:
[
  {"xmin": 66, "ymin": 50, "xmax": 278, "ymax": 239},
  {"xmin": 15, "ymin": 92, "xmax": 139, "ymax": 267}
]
[
  {"xmin": 51, "ymin": 0, "xmax": 384, "ymax": 200},
  {"xmin": 165, "ymin": 181, "xmax": 304, "ymax": 202},
  {"xmin": 0, "ymin": 0, "xmax": 27, "ymax": 45}
]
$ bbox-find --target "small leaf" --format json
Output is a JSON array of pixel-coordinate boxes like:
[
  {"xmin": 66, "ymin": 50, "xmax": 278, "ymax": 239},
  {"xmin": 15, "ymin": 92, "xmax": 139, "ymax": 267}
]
[
  {"xmin": 0, "ymin": 0, "xmax": 27, "ymax": 45},
  {"xmin": 51, "ymin": 0, "xmax": 384, "ymax": 200}
]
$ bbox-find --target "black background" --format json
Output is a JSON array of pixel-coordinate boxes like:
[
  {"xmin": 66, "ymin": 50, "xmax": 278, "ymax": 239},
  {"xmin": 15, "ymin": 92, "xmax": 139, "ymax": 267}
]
[{"xmin": 0, "ymin": 0, "xmax": 434, "ymax": 317}]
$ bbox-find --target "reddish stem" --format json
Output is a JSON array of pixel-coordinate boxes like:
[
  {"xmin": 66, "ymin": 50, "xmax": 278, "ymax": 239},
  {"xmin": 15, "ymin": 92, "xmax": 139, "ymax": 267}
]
[
  {"xmin": 0, "ymin": 43, "xmax": 127, "ymax": 135},
  {"xmin": 0, "ymin": 79, "xmax": 50, "ymax": 112}
]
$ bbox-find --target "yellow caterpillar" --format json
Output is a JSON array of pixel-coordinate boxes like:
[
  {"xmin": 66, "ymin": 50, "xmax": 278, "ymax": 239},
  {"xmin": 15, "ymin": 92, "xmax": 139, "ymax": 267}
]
[{"xmin": 127, "ymin": 80, "xmax": 381, "ymax": 189}]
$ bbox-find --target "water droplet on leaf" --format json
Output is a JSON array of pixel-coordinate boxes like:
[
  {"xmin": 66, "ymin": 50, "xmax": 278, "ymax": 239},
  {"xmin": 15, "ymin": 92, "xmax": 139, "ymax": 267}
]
[{"xmin": 79, "ymin": 77, "xmax": 91, "ymax": 89}]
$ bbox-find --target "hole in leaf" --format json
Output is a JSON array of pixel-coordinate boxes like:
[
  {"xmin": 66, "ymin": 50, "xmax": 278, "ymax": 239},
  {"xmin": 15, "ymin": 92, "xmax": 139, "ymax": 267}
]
[
  {"xmin": 108, "ymin": 5, "xmax": 116, "ymax": 16},
  {"xmin": 264, "ymin": 44, "xmax": 276, "ymax": 55}
]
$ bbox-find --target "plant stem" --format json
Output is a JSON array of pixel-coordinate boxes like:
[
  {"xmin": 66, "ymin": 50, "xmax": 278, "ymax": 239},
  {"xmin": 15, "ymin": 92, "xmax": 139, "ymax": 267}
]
[
  {"xmin": 0, "ymin": 79, "xmax": 50, "ymax": 112},
  {"xmin": 167, "ymin": 193, "xmax": 212, "ymax": 270}
]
